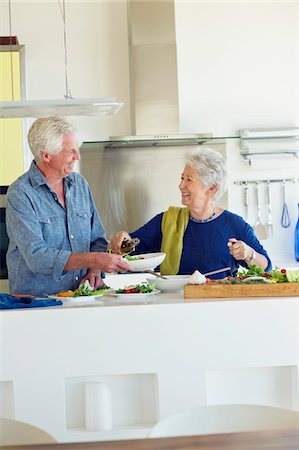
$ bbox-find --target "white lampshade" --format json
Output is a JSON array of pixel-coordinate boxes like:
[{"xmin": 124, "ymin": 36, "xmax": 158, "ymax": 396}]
[{"xmin": 0, "ymin": 98, "xmax": 123, "ymax": 119}]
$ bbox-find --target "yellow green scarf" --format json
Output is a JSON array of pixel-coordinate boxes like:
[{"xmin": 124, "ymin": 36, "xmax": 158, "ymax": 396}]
[{"xmin": 160, "ymin": 206, "xmax": 189, "ymax": 275}]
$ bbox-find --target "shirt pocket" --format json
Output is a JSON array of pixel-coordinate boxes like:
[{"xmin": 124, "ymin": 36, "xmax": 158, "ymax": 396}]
[
  {"xmin": 38, "ymin": 214, "xmax": 66, "ymax": 247},
  {"xmin": 74, "ymin": 209, "xmax": 92, "ymax": 246}
]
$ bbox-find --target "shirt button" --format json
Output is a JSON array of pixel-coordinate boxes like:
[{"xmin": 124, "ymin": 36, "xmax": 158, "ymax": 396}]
[
  {"xmin": 70, "ymin": 234, "xmax": 74, "ymax": 239},
  {"xmin": 75, "ymin": 276, "xmax": 79, "ymax": 281}
]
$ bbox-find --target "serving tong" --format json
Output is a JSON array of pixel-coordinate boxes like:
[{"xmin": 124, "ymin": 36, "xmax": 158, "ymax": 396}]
[{"xmin": 146, "ymin": 266, "xmax": 232, "ymax": 280}]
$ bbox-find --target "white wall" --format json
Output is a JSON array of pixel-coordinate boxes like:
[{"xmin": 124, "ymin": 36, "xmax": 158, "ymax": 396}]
[
  {"xmin": 175, "ymin": 1, "xmax": 299, "ymax": 266},
  {"xmin": 175, "ymin": 1, "xmax": 299, "ymax": 136},
  {"xmin": 0, "ymin": 1, "xmax": 132, "ymax": 144}
]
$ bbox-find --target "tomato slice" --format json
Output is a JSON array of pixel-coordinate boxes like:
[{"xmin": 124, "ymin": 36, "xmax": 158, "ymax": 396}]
[{"xmin": 125, "ymin": 288, "xmax": 139, "ymax": 293}]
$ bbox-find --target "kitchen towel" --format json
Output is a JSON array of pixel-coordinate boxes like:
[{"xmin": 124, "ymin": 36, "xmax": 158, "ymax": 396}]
[
  {"xmin": 85, "ymin": 382, "xmax": 113, "ymax": 431},
  {"xmin": 0, "ymin": 293, "xmax": 62, "ymax": 309},
  {"xmin": 161, "ymin": 206, "xmax": 189, "ymax": 275}
]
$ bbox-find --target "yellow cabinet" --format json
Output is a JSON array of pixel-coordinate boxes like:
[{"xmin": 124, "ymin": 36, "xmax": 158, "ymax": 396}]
[{"xmin": 0, "ymin": 46, "xmax": 25, "ymax": 185}]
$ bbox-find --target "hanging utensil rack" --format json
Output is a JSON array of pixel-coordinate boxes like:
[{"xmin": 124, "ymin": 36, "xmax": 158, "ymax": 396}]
[{"xmin": 234, "ymin": 178, "xmax": 298, "ymax": 186}]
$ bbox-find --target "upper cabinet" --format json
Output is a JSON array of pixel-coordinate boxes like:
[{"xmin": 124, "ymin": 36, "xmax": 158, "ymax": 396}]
[{"xmin": 0, "ymin": 45, "xmax": 25, "ymax": 186}]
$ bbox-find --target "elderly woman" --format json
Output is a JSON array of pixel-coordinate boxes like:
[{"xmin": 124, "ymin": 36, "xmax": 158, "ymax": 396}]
[{"xmin": 110, "ymin": 147, "xmax": 271, "ymax": 277}]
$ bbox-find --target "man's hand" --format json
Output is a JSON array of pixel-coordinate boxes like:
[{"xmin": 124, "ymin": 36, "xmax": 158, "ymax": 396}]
[
  {"xmin": 93, "ymin": 252, "xmax": 133, "ymax": 273},
  {"xmin": 64, "ymin": 251, "xmax": 133, "ymax": 273},
  {"xmin": 80, "ymin": 269, "xmax": 105, "ymax": 290}
]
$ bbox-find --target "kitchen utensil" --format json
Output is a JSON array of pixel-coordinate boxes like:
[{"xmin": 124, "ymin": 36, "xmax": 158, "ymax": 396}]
[
  {"xmin": 253, "ymin": 182, "xmax": 267, "ymax": 240},
  {"xmin": 266, "ymin": 180, "xmax": 273, "ymax": 238},
  {"xmin": 243, "ymin": 182, "xmax": 249, "ymax": 221},
  {"xmin": 146, "ymin": 266, "xmax": 231, "ymax": 280},
  {"xmin": 202, "ymin": 266, "xmax": 232, "ymax": 277},
  {"xmin": 281, "ymin": 180, "xmax": 291, "ymax": 228},
  {"xmin": 144, "ymin": 270, "xmax": 168, "ymax": 279}
]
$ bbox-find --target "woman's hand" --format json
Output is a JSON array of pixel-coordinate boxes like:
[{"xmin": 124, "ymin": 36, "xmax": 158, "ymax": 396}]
[
  {"xmin": 110, "ymin": 231, "xmax": 132, "ymax": 254},
  {"xmin": 227, "ymin": 237, "xmax": 268, "ymax": 270},
  {"xmin": 227, "ymin": 238, "xmax": 252, "ymax": 261}
]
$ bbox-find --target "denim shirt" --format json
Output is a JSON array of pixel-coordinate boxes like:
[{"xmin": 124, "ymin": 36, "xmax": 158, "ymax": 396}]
[{"xmin": 6, "ymin": 161, "xmax": 108, "ymax": 295}]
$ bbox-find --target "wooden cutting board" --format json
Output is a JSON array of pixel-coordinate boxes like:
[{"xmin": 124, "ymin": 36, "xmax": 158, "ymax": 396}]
[{"xmin": 184, "ymin": 282, "xmax": 299, "ymax": 301}]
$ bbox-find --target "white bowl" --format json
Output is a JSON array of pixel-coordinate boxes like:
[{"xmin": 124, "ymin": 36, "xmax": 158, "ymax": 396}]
[
  {"xmin": 146, "ymin": 275, "xmax": 190, "ymax": 292},
  {"xmin": 124, "ymin": 252, "xmax": 166, "ymax": 271}
]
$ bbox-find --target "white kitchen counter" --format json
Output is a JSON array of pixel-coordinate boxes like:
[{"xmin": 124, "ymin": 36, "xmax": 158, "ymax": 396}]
[{"xmin": 1, "ymin": 274, "xmax": 299, "ymax": 443}]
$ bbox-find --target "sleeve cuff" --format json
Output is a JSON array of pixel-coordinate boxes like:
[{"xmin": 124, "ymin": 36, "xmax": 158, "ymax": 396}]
[{"xmin": 52, "ymin": 250, "xmax": 72, "ymax": 280}]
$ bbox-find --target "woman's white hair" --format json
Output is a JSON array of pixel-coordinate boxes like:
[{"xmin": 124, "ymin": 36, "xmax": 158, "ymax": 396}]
[
  {"xmin": 185, "ymin": 146, "xmax": 228, "ymax": 201},
  {"xmin": 28, "ymin": 116, "xmax": 77, "ymax": 162}
]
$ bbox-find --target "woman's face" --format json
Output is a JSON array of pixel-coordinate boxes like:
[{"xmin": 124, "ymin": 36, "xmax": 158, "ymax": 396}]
[{"xmin": 179, "ymin": 165, "xmax": 214, "ymax": 209}]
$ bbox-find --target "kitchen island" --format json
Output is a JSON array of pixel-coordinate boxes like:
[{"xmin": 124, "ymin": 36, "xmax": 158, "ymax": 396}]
[{"xmin": 1, "ymin": 274, "xmax": 299, "ymax": 443}]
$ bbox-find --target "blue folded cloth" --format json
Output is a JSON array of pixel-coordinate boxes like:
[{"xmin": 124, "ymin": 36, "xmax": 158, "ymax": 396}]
[{"xmin": 0, "ymin": 293, "xmax": 62, "ymax": 309}]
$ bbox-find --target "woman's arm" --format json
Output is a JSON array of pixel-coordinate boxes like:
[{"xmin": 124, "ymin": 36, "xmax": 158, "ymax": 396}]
[{"xmin": 110, "ymin": 213, "xmax": 164, "ymax": 255}]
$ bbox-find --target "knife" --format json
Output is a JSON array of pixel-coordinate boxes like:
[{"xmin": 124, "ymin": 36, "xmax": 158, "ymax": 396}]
[{"xmin": 203, "ymin": 266, "xmax": 231, "ymax": 277}]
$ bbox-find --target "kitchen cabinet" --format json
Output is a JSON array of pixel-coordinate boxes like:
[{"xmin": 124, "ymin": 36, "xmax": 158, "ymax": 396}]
[{"xmin": 0, "ymin": 45, "xmax": 25, "ymax": 185}]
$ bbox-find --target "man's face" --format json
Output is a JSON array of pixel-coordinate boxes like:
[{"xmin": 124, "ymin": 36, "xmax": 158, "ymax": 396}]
[{"xmin": 47, "ymin": 133, "xmax": 80, "ymax": 178}]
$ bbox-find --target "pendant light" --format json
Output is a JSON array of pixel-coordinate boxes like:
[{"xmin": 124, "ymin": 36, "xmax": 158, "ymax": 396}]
[{"xmin": 0, "ymin": 0, "xmax": 123, "ymax": 119}]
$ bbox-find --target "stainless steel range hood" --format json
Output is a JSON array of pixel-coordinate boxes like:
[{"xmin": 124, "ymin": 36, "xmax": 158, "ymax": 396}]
[
  {"xmin": 128, "ymin": 0, "xmax": 179, "ymax": 135},
  {"xmin": 126, "ymin": 1, "xmax": 212, "ymax": 143},
  {"xmin": 106, "ymin": 133, "xmax": 213, "ymax": 147}
]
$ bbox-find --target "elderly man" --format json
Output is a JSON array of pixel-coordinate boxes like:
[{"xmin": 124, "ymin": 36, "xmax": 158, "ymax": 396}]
[{"xmin": 6, "ymin": 117, "xmax": 131, "ymax": 295}]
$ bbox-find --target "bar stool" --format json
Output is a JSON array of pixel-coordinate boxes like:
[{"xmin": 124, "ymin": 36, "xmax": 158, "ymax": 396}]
[
  {"xmin": 0, "ymin": 417, "xmax": 56, "ymax": 446},
  {"xmin": 148, "ymin": 404, "xmax": 299, "ymax": 438}
]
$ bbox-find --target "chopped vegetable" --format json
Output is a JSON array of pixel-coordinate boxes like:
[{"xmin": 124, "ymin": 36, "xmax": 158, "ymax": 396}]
[
  {"xmin": 57, "ymin": 291, "xmax": 74, "ymax": 297},
  {"xmin": 57, "ymin": 280, "xmax": 111, "ymax": 298},
  {"xmin": 286, "ymin": 268, "xmax": 299, "ymax": 283},
  {"xmin": 92, "ymin": 285, "xmax": 112, "ymax": 296},
  {"xmin": 73, "ymin": 280, "xmax": 93, "ymax": 296},
  {"xmin": 116, "ymin": 282, "xmax": 156, "ymax": 294},
  {"xmin": 216, "ymin": 265, "xmax": 299, "ymax": 285},
  {"xmin": 124, "ymin": 255, "xmax": 145, "ymax": 261}
]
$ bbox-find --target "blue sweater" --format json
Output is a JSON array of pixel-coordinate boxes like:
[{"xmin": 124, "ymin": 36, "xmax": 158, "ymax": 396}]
[{"xmin": 131, "ymin": 210, "xmax": 272, "ymax": 278}]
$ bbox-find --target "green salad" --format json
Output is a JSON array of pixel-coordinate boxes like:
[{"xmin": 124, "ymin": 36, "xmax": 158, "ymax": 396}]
[
  {"xmin": 116, "ymin": 282, "xmax": 156, "ymax": 294},
  {"xmin": 123, "ymin": 255, "xmax": 145, "ymax": 261},
  {"xmin": 218, "ymin": 265, "xmax": 299, "ymax": 284},
  {"xmin": 72, "ymin": 281, "xmax": 111, "ymax": 297}
]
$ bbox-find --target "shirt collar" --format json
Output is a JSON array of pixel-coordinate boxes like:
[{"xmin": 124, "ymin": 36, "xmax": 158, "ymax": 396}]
[{"xmin": 29, "ymin": 160, "xmax": 76, "ymax": 188}]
